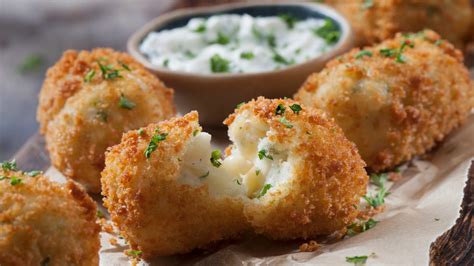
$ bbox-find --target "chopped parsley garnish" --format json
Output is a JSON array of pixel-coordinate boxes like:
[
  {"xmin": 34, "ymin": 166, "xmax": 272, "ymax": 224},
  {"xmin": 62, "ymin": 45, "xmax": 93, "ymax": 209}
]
[
  {"xmin": 256, "ymin": 169, "xmax": 261, "ymax": 176},
  {"xmin": 210, "ymin": 54, "xmax": 230, "ymax": 73},
  {"xmin": 193, "ymin": 129, "xmax": 200, "ymax": 136},
  {"xmin": 193, "ymin": 24, "xmax": 206, "ymax": 33},
  {"xmin": 10, "ymin": 176, "xmax": 22, "ymax": 186},
  {"xmin": 355, "ymin": 50, "xmax": 373, "ymax": 59},
  {"xmin": 235, "ymin": 179, "xmax": 242, "ymax": 185},
  {"xmin": 18, "ymin": 54, "xmax": 44, "ymax": 74},
  {"xmin": 97, "ymin": 62, "xmax": 122, "ymax": 80},
  {"xmin": 163, "ymin": 59, "xmax": 169, "ymax": 67},
  {"xmin": 258, "ymin": 149, "xmax": 273, "ymax": 160},
  {"xmin": 144, "ymin": 131, "xmax": 168, "ymax": 159},
  {"xmin": 214, "ymin": 32, "xmax": 230, "ymax": 45},
  {"xmin": 26, "ymin": 170, "xmax": 42, "ymax": 177},
  {"xmin": 279, "ymin": 13, "xmax": 298, "ymax": 29},
  {"xmin": 369, "ymin": 173, "xmax": 388, "ymax": 188},
  {"xmin": 362, "ymin": 0, "xmax": 374, "ymax": 9},
  {"xmin": 184, "ymin": 50, "xmax": 195, "ymax": 58},
  {"xmin": 347, "ymin": 218, "xmax": 379, "ymax": 236},
  {"xmin": 0, "ymin": 176, "xmax": 6, "ymax": 180},
  {"xmin": 118, "ymin": 94, "xmax": 136, "ymax": 110},
  {"xmin": 289, "ymin": 104, "xmax": 302, "ymax": 114},
  {"xmin": 240, "ymin": 52, "xmax": 255, "ymax": 60},
  {"xmin": 379, "ymin": 40, "xmax": 414, "ymax": 63},
  {"xmin": 314, "ymin": 19, "xmax": 340, "ymax": 44},
  {"xmin": 119, "ymin": 61, "xmax": 131, "ymax": 71},
  {"xmin": 138, "ymin": 128, "xmax": 145, "ymax": 136},
  {"xmin": 199, "ymin": 171, "xmax": 210, "ymax": 179},
  {"xmin": 275, "ymin": 104, "xmax": 286, "ymax": 115},
  {"xmin": 379, "ymin": 48, "xmax": 397, "ymax": 57},
  {"xmin": 126, "ymin": 250, "xmax": 143, "ymax": 258},
  {"xmin": 96, "ymin": 210, "xmax": 105, "ymax": 218},
  {"xmin": 346, "ymin": 255, "xmax": 368, "ymax": 265},
  {"xmin": 84, "ymin": 70, "xmax": 96, "ymax": 82},
  {"xmin": 252, "ymin": 26, "xmax": 264, "ymax": 40},
  {"xmin": 363, "ymin": 187, "xmax": 390, "ymax": 208},
  {"xmin": 210, "ymin": 150, "xmax": 222, "ymax": 167},
  {"xmin": 1, "ymin": 159, "xmax": 17, "ymax": 172},
  {"xmin": 96, "ymin": 110, "xmax": 108, "ymax": 122},
  {"xmin": 236, "ymin": 102, "xmax": 245, "ymax": 109},
  {"xmin": 267, "ymin": 34, "xmax": 277, "ymax": 48},
  {"xmin": 435, "ymin": 39, "xmax": 443, "ymax": 46},
  {"xmin": 272, "ymin": 52, "xmax": 291, "ymax": 65},
  {"xmin": 257, "ymin": 184, "xmax": 272, "ymax": 198},
  {"xmin": 279, "ymin": 117, "xmax": 293, "ymax": 128}
]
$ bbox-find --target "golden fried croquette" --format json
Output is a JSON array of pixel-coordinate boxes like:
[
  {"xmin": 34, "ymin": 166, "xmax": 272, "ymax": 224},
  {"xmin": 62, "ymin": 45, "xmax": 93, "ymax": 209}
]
[
  {"xmin": 325, "ymin": 0, "xmax": 472, "ymax": 47},
  {"xmin": 0, "ymin": 166, "xmax": 100, "ymax": 265},
  {"xmin": 224, "ymin": 97, "xmax": 368, "ymax": 239},
  {"xmin": 295, "ymin": 30, "xmax": 474, "ymax": 172},
  {"xmin": 37, "ymin": 48, "xmax": 175, "ymax": 193},
  {"xmin": 101, "ymin": 112, "xmax": 249, "ymax": 258},
  {"xmin": 102, "ymin": 98, "xmax": 368, "ymax": 257}
]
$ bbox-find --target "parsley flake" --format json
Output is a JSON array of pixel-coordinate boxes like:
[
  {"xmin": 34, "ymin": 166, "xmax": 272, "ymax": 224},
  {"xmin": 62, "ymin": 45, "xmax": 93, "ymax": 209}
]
[
  {"xmin": 235, "ymin": 179, "xmax": 242, "ymax": 185},
  {"xmin": 369, "ymin": 173, "xmax": 388, "ymax": 188},
  {"xmin": 26, "ymin": 170, "xmax": 42, "ymax": 177},
  {"xmin": 96, "ymin": 210, "xmax": 105, "ymax": 218},
  {"xmin": 236, "ymin": 102, "xmax": 245, "ymax": 109},
  {"xmin": 267, "ymin": 33, "xmax": 277, "ymax": 48},
  {"xmin": 240, "ymin": 52, "xmax": 255, "ymax": 60},
  {"xmin": 144, "ymin": 131, "xmax": 168, "ymax": 159},
  {"xmin": 97, "ymin": 61, "xmax": 122, "ymax": 80},
  {"xmin": 258, "ymin": 149, "xmax": 273, "ymax": 160},
  {"xmin": 257, "ymin": 184, "xmax": 272, "ymax": 198},
  {"xmin": 193, "ymin": 24, "xmax": 206, "ymax": 33},
  {"xmin": 346, "ymin": 255, "xmax": 368, "ymax": 265},
  {"xmin": 279, "ymin": 117, "xmax": 293, "ymax": 128},
  {"xmin": 1, "ymin": 160, "xmax": 17, "ymax": 171},
  {"xmin": 84, "ymin": 70, "xmax": 96, "ymax": 82},
  {"xmin": 255, "ymin": 169, "xmax": 261, "ymax": 176},
  {"xmin": 275, "ymin": 104, "xmax": 286, "ymax": 115},
  {"xmin": 279, "ymin": 13, "xmax": 298, "ymax": 29},
  {"xmin": 10, "ymin": 176, "xmax": 22, "ymax": 186},
  {"xmin": 119, "ymin": 61, "xmax": 131, "ymax": 71},
  {"xmin": 118, "ymin": 94, "xmax": 136, "ymax": 110},
  {"xmin": 193, "ymin": 129, "xmax": 200, "ymax": 136},
  {"xmin": 363, "ymin": 187, "xmax": 390, "ymax": 208},
  {"xmin": 289, "ymin": 104, "xmax": 302, "ymax": 114},
  {"xmin": 272, "ymin": 52, "xmax": 291, "ymax": 65},
  {"xmin": 214, "ymin": 32, "xmax": 230, "ymax": 45},
  {"xmin": 355, "ymin": 50, "xmax": 373, "ymax": 59},
  {"xmin": 314, "ymin": 19, "xmax": 341, "ymax": 44},
  {"xmin": 210, "ymin": 150, "xmax": 222, "ymax": 167},
  {"xmin": 210, "ymin": 54, "xmax": 230, "ymax": 73},
  {"xmin": 126, "ymin": 250, "xmax": 143, "ymax": 258}
]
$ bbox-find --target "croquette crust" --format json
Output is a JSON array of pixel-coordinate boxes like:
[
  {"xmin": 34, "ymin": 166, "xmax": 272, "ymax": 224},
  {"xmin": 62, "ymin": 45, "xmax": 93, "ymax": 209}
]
[
  {"xmin": 326, "ymin": 0, "xmax": 472, "ymax": 48},
  {"xmin": 226, "ymin": 98, "xmax": 369, "ymax": 239},
  {"xmin": 295, "ymin": 30, "xmax": 474, "ymax": 172},
  {"xmin": 101, "ymin": 112, "xmax": 249, "ymax": 258},
  {"xmin": 37, "ymin": 48, "xmax": 176, "ymax": 193},
  {"xmin": 0, "ymin": 171, "xmax": 100, "ymax": 266}
]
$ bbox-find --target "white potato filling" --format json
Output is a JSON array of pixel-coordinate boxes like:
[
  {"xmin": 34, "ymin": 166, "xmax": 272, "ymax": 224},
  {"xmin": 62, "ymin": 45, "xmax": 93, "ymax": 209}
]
[{"xmin": 177, "ymin": 112, "xmax": 295, "ymax": 200}]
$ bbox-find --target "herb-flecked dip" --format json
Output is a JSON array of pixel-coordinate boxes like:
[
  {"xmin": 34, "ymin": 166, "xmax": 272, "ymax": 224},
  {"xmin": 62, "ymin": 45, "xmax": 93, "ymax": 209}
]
[{"xmin": 139, "ymin": 14, "xmax": 341, "ymax": 74}]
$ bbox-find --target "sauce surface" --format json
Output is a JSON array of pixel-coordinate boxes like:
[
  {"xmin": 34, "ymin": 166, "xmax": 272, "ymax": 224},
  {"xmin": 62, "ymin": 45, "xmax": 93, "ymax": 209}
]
[{"xmin": 140, "ymin": 14, "xmax": 340, "ymax": 74}]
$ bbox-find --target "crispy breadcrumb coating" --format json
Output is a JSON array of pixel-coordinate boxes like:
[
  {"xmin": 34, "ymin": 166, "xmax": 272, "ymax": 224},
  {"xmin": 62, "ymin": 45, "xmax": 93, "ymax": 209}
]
[
  {"xmin": 225, "ymin": 98, "xmax": 368, "ymax": 239},
  {"xmin": 326, "ymin": 0, "xmax": 472, "ymax": 48},
  {"xmin": 295, "ymin": 30, "xmax": 474, "ymax": 172},
  {"xmin": 0, "ymin": 170, "xmax": 100, "ymax": 265},
  {"xmin": 37, "ymin": 48, "xmax": 175, "ymax": 193},
  {"xmin": 101, "ymin": 112, "xmax": 248, "ymax": 258}
]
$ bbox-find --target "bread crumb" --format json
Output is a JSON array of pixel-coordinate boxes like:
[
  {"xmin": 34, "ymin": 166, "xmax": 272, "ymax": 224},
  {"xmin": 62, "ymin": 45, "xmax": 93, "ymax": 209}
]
[
  {"xmin": 109, "ymin": 237, "xmax": 118, "ymax": 246},
  {"xmin": 299, "ymin": 240, "xmax": 320, "ymax": 252}
]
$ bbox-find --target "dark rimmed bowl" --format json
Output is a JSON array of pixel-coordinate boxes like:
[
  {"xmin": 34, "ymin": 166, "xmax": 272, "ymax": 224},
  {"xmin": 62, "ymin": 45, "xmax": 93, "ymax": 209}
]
[{"xmin": 128, "ymin": 2, "xmax": 354, "ymax": 126}]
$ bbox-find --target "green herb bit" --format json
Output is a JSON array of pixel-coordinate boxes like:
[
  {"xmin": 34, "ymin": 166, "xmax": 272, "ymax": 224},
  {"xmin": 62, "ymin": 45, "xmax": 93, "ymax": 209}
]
[
  {"xmin": 199, "ymin": 171, "xmax": 210, "ymax": 179},
  {"xmin": 18, "ymin": 54, "xmax": 44, "ymax": 74},
  {"xmin": 289, "ymin": 104, "xmax": 302, "ymax": 114},
  {"xmin": 96, "ymin": 110, "xmax": 108, "ymax": 122},
  {"xmin": 10, "ymin": 176, "xmax": 22, "ymax": 186},
  {"xmin": 138, "ymin": 128, "xmax": 145, "ymax": 136},
  {"xmin": 279, "ymin": 13, "xmax": 298, "ymax": 29},
  {"xmin": 97, "ymin": 61, "xmax": 122, "ymax": 80},
  {"xmin": 279, "ymin": 117, "xmax": 293, "ymax": 128},
  {"xmin": 214, "ymin": 32, "xmax": 230, "ymax": 45},
  {"xmin": 252, "ymin": 26, "xmax": 264, "ymax": 40},
  {"xmin": 193, "ymin": 129, "xmax": 200, "ymax": 136},
  {"xmin": 272, "ymin": 52, "xmax": 291, "ymax": 65},
  {"xmin": 96, "ymin": 210, "xmax": 105, "ymax": 218},
  {"xmin": 355, "ymin": 50, "xmax": 373, "ymax": 59},
  {"xmin": 362, "ymin": 0, "xmax": 374, "ymax": 9},
  {"xmin": 275, "ymin": 104, "xmax": 286, "ymax": 115},
  {"xmin": 1, "ymin": 159, "xmax": 17, "ymax": 172},
  {"xmin": 193, "ymin": 24, "xmax": 206, "ymax": 33},
  {"xmin": 267, "ymin": 33, "xmax": 276, "ymax": 48},
  {"xmin": 26, "ymin": 170, "xmax": 42, "ymax": 177},
  {"xmin": 144, "ymin": 131, "xmax": 168, "ymax": 159},
  {"xmin": 240, "ymin": 52, "xmax": 255, "ymax": 60},
  {"xmin": 235, "ymin": 179, "xmax": 242, "ymax": 185},
  {"xmin": 236, "ymin": 102, "xmax": 245, "ymax": 109},
  {"xmin": 314, "ymin": 19, "xmax": 340, "ymax": 44},
  {"xmin": 119, "ymin": 61, "xmax": 131, "ymax": 71},
  {"xmin": 84, "ymin": 70, "xmax": 96, "ymax": 82},
  {"xmin": 379, "ymin": 48, "xmax": 397, "ymax": 57},
  {"xmin": 0, "ymin": 175, "xmax": 6, "ymax": 180},
  {"xmin": 210, "ymin": 54, "xmax": 230, "ymax": 73},
  {"xmin": 210, "ymin": 150, "xmax": 222, "ymax": 167},
  {"xmin": 369, "ymin": 173, "xmax": 388, "ymax": 188},
  {"xmin": 256, "ymin": 169, "xmax": 261, "ymax": 176},
  {"xmin": 257, "ymin": 184, "xmax": 272, "ymax": 198},
  {"xmin": 163, "ymin": 59, "xmax": 169, "ymax": 68},
  {"xmin": 126, "ymin": 250, "xmax": 143, "ymax": 258},
  {"xmin": 184, "ymin": 50, "xmax": 195, "ymax": 58},
  {"xmin": 258, "ymin": 149, "xmax": 273, "ymax": 160},
  {"xmin": 346, "ymin": 255, "xmax": 368, "ymax": 265},
  {"xmin": 435, "ymin": 39, "xmax": 443, "ymax": 46},
  {"xmin": 118, "ymin": 94, "xmax": 136, "ymax": 110},
  {"xmin": 363, "ymin": 187, "xmax": 390, "ymax": 208}
]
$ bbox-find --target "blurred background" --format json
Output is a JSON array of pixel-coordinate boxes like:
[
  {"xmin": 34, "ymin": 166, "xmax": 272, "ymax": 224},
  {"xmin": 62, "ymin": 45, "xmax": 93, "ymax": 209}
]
[{"xmin": 0, "ymin": 0, "xmax": 234, "ymax": 160}]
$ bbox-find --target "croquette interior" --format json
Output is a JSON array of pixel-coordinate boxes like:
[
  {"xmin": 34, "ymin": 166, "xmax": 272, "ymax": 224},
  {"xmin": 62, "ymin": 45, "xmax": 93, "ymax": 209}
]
[{"xmin": 178, "ymin": 109, "xmax": 295, "ymax": 200}]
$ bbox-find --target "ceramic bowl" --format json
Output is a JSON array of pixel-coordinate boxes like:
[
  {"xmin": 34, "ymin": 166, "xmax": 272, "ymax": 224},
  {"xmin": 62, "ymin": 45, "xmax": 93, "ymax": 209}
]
[{"xmin": 128, "ymin": 2, "xmax": 354, "ymax": 126}]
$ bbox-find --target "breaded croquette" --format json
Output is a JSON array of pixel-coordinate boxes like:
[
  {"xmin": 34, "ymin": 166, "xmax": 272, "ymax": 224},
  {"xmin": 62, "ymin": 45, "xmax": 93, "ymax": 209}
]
[
  {"xmin": 101, "ymin": 98, "xmax": 368, "ymax": 258},
  {"xmin": 325, "ymin": 0, "xmax": 472, "ymax": 48},
  {"xmin": 37, "ymin": 48, "xmax": 175, "ymax": 193},
  {"xmin": 0, "ymin": 164, "xmax": 100, "ymax": 265},
  {"xmin": 101, "ymin": 112, "xmax": 249, "ymax": 258},
  {"xmin": 295, "ymin": 30, "xmax": 474, "ymax": 172},
  {"xmin": 224, "ymin": 98, "xmax": 368, "ymax": 239}
]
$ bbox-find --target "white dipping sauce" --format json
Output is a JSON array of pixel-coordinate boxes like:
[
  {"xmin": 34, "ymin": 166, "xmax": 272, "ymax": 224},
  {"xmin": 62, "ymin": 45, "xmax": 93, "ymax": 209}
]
[{"xmin": 140, "ymin": 14, "xmax": 340, "ymax": 74}]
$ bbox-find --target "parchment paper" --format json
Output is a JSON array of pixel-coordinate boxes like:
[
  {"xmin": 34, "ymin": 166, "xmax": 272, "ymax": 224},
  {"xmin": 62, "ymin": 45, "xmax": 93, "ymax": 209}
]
[{"xmin": 44, "ymin": 111, "xmax": 474, "ymax": 265}]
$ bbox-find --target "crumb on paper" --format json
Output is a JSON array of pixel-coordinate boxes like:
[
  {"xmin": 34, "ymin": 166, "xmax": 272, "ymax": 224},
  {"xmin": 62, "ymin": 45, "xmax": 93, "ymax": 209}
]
[
  {"xmin": 109, "ymin": 237, "xmax": 119, "ymax": 246},
  {"xmin": 358, "ymin": 205, "xmax": 385, "ymax": 221},
  {"xmin": 99, "ymin": 218, "xmax": 115, "ymax": 234},
  {"xmin": 388, "ymin": 172, "xmax": 402, "ymax": 182},
  {"xmin": 299, "ymin": 240, "xmax": 320, "ymax": 252}
]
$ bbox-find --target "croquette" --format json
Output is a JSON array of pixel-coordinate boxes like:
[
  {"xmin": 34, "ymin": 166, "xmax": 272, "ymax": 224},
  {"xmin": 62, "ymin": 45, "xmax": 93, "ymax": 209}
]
[
  {"xmin": 0, "ymin": 165, "xmax": 100, "ymax": 265},
  {"xmin": 295, "ymin": 30, "xmax": 474, "ymax": 172},
  {"xmin": 325, "ymin": 0, "xmax": 472, "ymax": 48},
  {"xmin": 37, "ymin": 48, "xmax": 175, "ymax": 193},
  {"xmin": 101, "ymin": 98, "xmax": 368, "ymax": 258}
]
